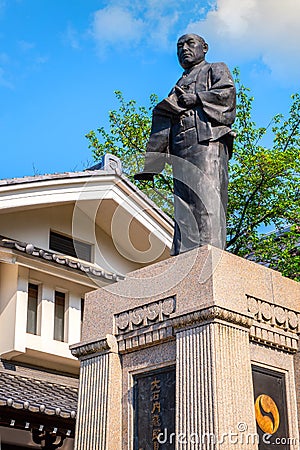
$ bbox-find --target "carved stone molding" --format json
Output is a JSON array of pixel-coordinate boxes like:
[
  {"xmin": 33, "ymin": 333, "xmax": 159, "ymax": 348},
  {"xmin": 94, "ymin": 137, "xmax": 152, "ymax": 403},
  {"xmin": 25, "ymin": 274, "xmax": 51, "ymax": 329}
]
[
  {"xmin": 172, "ymin": 306, "xmax": 253, "ymax": 332},
  {"xmin": 70, "ymin": 338, "xmax": 110, "ymax": 360},
  {"xmin": 247, "ymin": 295, "xmax": 300, "ymax": 353},
  {"xmin": 117, "ymin": 324, "xmax": 174, "ymax": 353},
  {"xmin": 114, "ymin": 296, "xmax": 176, "ymax": 334},
  {"xmin": 247, "ymin": 295, "xmax": 300, "ymax": 334},
  {"xmin": 249, "ymin": 323, "xmax": 298, "ymax": 353},
  {"xmin": 116, "ymin": 305, "xmax": 252, "ymax": 354}
]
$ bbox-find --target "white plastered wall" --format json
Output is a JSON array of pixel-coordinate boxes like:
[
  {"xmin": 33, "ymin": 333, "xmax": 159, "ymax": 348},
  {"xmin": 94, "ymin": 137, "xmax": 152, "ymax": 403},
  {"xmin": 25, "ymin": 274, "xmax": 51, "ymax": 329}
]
[
  {"xmin": 0, "ymin": 263, "xmax": 21, "ymax": 356},
  {"xmin": 0, "ymin": 204, "xmax": 147, "ymax": 275},
  {"xmin": 0, "ymin": 262, "xmax": 91, "ymax": 371},
  {"xmin": 24, "ymin": 269, "xmax": 85, "ymax": 363},
  {"xmin": 0, "ymin": 204, "xmax": 75, "ymax": 250}
]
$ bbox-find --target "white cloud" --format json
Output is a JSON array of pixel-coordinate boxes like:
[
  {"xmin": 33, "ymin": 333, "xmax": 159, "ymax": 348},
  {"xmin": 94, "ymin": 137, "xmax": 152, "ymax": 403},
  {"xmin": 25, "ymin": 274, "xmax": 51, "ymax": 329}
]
[
  {"xmin": 143, "ymin": 9, "xmax": 179, "ymax": 50},
  {"xmin": 18, "ymin": 40, "xmax": 35, "ymax": 52},
  {"xmin": 63, "ymin": 24, "xmax": 81, "ymax": 50},
  {"xmin": 91, "ymin": 6, "xmax": 144, "ymax": 49},
  {"xmin": 0, "ymin": 1, "xmax": 5, "ymax": 13},
  {"xmin": 89, "ymin": 1, "xmax": 190, "ymax": 52},
  {"xmin": 34, "ymin": 55, "xmax": 49, "ymax": 65},
  {"xmin": 0, "ymin": 67, "xmax": 13, "ymax": 89},
  {"xmin": 0, "ymin": 52, "xmax": 9, "ymax": 64},
  {"xmin": 89, "ymin": 0, "xmax": 300, "ymax": 84},
  {"xmin": 186, "ymin": 0, "xmax": 300, "ymax": 83}
]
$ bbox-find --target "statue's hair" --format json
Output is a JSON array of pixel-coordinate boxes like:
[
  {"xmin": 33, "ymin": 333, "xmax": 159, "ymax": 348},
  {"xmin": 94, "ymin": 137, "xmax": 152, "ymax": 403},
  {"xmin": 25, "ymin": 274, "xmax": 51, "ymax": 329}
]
[{"xmin": 177, "ymin": 34, "xmax": 207, "ymax": 46}]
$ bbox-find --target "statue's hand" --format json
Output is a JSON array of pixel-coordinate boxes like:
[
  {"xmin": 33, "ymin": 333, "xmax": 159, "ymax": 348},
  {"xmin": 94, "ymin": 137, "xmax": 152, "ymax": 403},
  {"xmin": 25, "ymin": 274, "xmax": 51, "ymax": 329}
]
[
  {"xmin": 134, "ymin": 172, "xmax": 154, "ymax": 182},
  {"xmin": 175, "ymin": 86, "xmax": 198, "ymax": 108},
  {"xmin": 178, "ymin": 93, "xmax": 198, "ymax": 107}
]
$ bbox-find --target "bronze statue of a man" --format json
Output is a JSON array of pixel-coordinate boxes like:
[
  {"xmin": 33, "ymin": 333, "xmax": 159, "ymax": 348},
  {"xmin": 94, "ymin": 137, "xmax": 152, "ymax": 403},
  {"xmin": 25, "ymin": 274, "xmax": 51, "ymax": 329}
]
[{"xmin": 135, "ymin": 34, "xmax": 236, "ymax": 255}]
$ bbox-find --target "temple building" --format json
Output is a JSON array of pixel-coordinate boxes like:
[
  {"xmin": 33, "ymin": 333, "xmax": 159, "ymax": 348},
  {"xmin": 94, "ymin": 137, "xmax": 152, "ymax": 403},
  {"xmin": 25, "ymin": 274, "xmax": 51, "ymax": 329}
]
[{"xmin": 0, "ymin": 155, "xmax": 172, "ymax": 449}]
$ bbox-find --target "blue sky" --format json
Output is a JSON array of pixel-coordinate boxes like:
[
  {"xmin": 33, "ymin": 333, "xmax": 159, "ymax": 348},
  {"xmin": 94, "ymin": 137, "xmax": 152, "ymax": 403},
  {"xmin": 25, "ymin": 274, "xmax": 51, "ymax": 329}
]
[{"xmin": 1, "ymin": 0, "xmax": 299, "ymax": 180}]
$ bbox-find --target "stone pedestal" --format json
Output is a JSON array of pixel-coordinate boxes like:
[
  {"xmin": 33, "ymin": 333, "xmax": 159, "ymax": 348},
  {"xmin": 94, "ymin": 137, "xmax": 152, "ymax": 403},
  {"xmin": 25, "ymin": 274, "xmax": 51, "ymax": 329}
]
[
  {"xmin": 175, "ymin": 312, "xmax": 256, "ymax": 449},
  {"xmin": 71, "ymin": 246, "xmax": 300, "ymax": 449},
  {"xmin": 72, "ymin": 336, "xmax": 122, "ymax": 450}
]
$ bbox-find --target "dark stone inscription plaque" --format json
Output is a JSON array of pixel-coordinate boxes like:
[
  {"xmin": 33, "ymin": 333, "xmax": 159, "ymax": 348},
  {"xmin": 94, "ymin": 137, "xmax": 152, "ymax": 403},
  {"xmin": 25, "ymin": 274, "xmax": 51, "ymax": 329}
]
[
  {"xmin": 252, "ymin": 366, "xmax": 289, "ymax": 449},
  {"xmin": 133, "ymin": 366, "xmax": 175, "ymax": 450}
]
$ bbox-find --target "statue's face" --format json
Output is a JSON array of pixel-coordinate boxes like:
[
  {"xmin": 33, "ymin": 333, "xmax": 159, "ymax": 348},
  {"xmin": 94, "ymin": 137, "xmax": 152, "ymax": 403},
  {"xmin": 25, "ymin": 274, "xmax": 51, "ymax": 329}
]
[{"xmin": 177, "ymin": 34, "xmax": 208, "ymax": 69}]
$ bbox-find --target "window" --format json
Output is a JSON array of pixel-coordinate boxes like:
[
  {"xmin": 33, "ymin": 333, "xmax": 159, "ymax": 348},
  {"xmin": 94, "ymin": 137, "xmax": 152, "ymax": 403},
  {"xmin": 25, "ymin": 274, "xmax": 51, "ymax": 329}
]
[
  {"xmin": 49, "ymin": 230, "xmax": 92, "ymax": 262},
  {"xmin": 54, "ymin": 291, "xmax": 65, "ymax": 342},
  {"xmin": 27, "ymin": 283, "xmax": 39, "ymax": 334},
  {"xmin": 81, "ymin": 298, "xmax": 85, "ymax": 334},
  {"xmin": 81, "ymin": 298, "xmax": 85, "ymax": 323}
]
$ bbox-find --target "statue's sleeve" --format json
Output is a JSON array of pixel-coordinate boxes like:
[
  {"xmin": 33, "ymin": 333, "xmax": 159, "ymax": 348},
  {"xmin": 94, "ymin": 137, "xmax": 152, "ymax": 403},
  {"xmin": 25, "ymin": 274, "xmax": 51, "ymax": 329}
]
[{"xmin": 197, "ymin": 62, "xmax": 236, "ymax": 126}]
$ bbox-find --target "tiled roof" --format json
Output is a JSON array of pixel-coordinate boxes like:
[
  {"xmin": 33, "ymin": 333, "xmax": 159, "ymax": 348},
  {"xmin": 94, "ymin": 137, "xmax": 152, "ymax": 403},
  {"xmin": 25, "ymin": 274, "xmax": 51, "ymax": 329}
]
[
  {"xmin": 0, "ymin": 154, "xmax": 122, "ymax": 187},
  {"xmin": 0, "ymin": 169, "xmax": 114, "ymax": 187},
  {"xmin": 0, "ymin": 235, "xmax": 125, "ymax": 282},
  {"xmin": 0, "ymin": 371, "xmax": 77, "ymax": 419}
]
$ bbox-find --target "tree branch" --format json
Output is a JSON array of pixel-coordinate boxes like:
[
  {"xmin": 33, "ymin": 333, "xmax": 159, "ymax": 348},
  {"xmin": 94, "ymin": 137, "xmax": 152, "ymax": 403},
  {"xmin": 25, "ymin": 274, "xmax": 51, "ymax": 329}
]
[{"xmin": 230, "ymin": 176, "xmax": 265, "ymax": 246}]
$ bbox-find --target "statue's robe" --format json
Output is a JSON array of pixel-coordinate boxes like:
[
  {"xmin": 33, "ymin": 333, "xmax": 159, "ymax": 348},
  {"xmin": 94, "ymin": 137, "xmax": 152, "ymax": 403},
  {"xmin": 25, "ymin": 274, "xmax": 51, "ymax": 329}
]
[{"xmin": 142, "ymin": 60, "xmax": 236, "ymax": 255}]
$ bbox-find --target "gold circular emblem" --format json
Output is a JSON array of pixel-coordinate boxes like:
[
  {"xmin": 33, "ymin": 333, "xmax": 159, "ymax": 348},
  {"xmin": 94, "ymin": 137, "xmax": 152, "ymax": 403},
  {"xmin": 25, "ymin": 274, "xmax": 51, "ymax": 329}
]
[{"xmin": 255, "ymin": 394, "xmax": 280, "ymax": 434}]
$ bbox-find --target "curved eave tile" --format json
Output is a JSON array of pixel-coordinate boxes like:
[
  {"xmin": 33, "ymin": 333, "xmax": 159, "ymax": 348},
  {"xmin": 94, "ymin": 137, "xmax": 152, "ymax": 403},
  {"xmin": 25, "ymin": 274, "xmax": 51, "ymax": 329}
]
[{"xmin": 0, "ymin": 236, "xmax": 125, "ymax": 282}]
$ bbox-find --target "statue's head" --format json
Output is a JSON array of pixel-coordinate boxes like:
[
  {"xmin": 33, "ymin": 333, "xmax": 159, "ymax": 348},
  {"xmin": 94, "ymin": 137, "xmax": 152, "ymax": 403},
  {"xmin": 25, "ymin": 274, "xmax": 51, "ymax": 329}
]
[{"xmin": 177, "ymin": 34, "xmax": 208, "ymax": 69}]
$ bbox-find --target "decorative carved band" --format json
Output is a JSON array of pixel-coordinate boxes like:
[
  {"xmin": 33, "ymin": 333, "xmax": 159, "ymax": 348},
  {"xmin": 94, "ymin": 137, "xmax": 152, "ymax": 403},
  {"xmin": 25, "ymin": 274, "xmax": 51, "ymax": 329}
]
[
  {"xmin": 70, "ymin": 338, "xmax": 110, "ymax": 359},
  {"xmin": 117, "ymin": 325, "xmax": 174, "ymax": 353},
  {"xmin": 114, "ymin": 296, "xmax": 176, "ymax": 334},
  {"xmin": 72, "ymin": 297, "xmax": 300, "ymax": 357},
  {"xmin": 247, "ymin": 295, "xmax": 300, "ymax": 334},
  {"xmin": 115, "ymin": 305, "xmax": 252, "ymax": 353},
  {"xmin": 172, "ymin": 306, "xmax": 253, "ymax": 331},
  {"xmin": 249, "ymin": 323, "xmax": 298, "ymax": 353}
]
